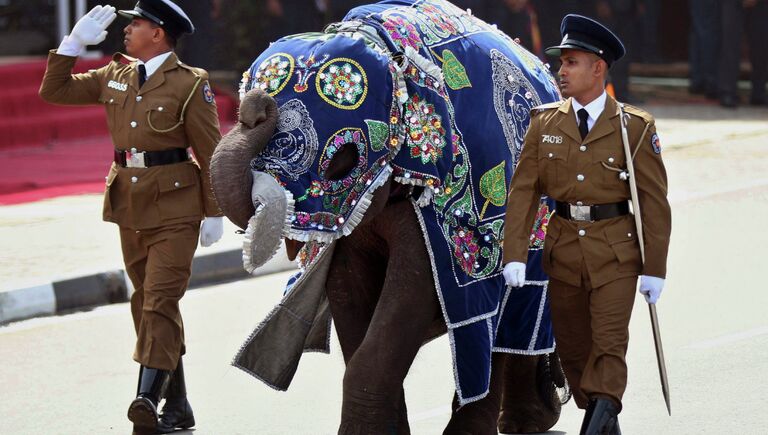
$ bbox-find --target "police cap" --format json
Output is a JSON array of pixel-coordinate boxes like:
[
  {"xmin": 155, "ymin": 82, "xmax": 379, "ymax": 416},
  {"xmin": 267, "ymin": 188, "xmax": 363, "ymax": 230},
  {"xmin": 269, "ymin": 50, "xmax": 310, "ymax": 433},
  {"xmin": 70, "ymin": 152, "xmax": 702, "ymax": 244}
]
[
  {"xmin": 544, "ymin": 14, "xmax": 625, "ymax": 66},
  {"xmin": 119, "ymin": 0, "xmax": 194, "ymax": 39}
]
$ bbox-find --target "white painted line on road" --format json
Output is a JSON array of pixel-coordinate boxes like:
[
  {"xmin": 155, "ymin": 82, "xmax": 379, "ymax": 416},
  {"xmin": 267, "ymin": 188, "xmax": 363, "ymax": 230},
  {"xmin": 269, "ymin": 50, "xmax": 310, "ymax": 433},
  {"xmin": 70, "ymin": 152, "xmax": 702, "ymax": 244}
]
[
  {"xmin": 410, "ymin": 405, "xmax": 451, "ymax": 422},
  {"xmin": 685, "ymin": 325, "xmax": 768, "ymax": 350},
  {"xmin": 0, "ymin": 283, "xmax": 55, "ymax": 324}
]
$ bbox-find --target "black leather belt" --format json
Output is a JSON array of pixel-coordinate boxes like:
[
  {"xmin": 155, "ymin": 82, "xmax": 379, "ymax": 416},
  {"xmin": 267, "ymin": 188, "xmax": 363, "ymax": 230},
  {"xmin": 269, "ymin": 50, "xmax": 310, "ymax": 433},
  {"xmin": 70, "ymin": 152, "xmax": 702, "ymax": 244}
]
[
  {"xmin": 114, "ymin": 148, "xmax": 189, "ymax": 168},
  {"xmin": 555, "ymin": 200, "xmax": 629, "ymax": 222}
]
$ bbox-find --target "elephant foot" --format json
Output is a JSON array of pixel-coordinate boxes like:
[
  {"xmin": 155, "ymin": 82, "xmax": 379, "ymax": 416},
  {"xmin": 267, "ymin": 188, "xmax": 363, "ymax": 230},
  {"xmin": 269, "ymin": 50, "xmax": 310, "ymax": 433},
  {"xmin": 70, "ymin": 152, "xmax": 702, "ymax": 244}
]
[{"xmin": 443, "ymin": 393, "xmax": 499, "ymax": 435}]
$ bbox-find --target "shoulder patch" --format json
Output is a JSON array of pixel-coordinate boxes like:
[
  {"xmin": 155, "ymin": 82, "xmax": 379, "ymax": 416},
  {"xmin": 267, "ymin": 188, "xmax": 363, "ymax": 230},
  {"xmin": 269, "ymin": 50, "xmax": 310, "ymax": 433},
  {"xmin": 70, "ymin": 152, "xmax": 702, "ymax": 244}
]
[
  {"xmin": 650, "ymin": 132, "xmax": 661, "ymax": 154},
  {"xmin": 112, "ymin": 52, "xmax": 136, "ymax": 64},
  {"xmin": 532, "ymin": 101, "xmax": 563, "ymax": 112},
  {"xmin": 202, "ymin": 81, "xmax": 215, "ymax": 103}
]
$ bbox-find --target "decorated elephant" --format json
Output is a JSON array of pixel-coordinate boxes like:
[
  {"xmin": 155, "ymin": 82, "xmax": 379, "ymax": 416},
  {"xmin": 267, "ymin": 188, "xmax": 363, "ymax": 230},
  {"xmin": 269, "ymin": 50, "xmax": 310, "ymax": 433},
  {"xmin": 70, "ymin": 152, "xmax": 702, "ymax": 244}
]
[{"xmin": 211, "ymin": 1, "xmax": 568, "ymax": 433}]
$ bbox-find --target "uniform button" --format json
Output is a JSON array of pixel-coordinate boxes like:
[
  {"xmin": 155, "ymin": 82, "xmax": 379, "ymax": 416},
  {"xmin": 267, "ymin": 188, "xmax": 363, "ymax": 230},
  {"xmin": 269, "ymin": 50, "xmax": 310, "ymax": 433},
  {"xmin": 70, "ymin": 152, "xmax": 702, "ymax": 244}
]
[
  {"xmin": 627, "ymin": 232, "xmax": 632, "ymax": 238},
  {"xmin": 548, "ymin": 152, "xmax": 554, "ymax": 159},
  {"xmin": 158, "ymin": 106, "xmax": 164, "ymax": 112},
  {"xmin": 136, "ymin": 95, "xmax": 142, "ymax": 102},
  {"xmin": 131, "ymin": 176, "xmax": 138, "ymax": 183},
  {"xmin": 130, "ymin": 147, "xmax": 137, "ymax": 154},
  {"xmin": 174, "ymin": 181, "xmax": 181, "ymax": 188},
  {"xmin": 577, "ymin": 174, "xmax": 585, "ymax": 182},
  {"xmin": 579, "ymin": 145, "xmax": 587, "ymax": 152},
  {"xmin": 130, "ymin": 121, "xmax": 137, "ymax": 128},
  {"xmin": 608, "ymin": 157, "xmax": 615, "ymax": 163},
  {"xmin": 576, "ymin": 201, "xmax": 583, "ymax": 206},
  {"xmin": 109, "ymin": 98, "xmax": 114, "ymax": 103},
  {"xmin": 578, "ymin": 229, "xmax": 586, "ymax": 237}
]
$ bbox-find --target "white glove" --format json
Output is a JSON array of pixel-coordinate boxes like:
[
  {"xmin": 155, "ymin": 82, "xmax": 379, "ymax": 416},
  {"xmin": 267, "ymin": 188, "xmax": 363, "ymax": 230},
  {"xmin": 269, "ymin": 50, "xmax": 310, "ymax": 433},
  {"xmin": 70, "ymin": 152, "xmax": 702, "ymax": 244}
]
[
  {"xmin": 200, "ymin": 217, "xmax": 224, "ymax": 247},
  {"xmin": 58, "ymin": 5, "xmax": 117, "ymax": 55},
  {"xmin": 502, "ymin": 262, "xmax": 527, "ymax": 287},
  {"xmin": 639, "ymin": 275, "xmax": 665, "ymax": 304}
]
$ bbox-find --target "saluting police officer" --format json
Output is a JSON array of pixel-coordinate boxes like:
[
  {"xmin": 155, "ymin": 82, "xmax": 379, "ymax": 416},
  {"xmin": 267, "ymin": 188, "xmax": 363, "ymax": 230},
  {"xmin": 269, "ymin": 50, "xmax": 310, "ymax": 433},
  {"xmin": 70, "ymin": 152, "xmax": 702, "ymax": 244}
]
[
  {"xmin": 502, "ymin": 15, "xmax": 671, "ymax": 434},
  {"xmin": 39, "ymin": 1, "xmax": 224, "ymax": 433}
]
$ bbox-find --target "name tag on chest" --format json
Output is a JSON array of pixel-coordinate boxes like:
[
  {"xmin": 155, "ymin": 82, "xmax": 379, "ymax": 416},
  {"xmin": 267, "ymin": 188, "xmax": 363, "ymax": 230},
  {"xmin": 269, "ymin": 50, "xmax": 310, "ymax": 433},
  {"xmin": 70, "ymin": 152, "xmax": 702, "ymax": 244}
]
[
  {"xmin": 541, "ymin": 135, "xmax": 563, "ymax": 144},
  {"xmin": 107, "ymin": 80, "xmax": 128, "ymax": 92}
]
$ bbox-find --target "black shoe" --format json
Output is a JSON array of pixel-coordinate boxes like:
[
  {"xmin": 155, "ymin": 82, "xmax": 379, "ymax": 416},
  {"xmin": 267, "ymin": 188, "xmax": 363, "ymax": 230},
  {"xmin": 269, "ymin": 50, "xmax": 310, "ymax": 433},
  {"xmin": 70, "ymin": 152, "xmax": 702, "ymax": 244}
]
[
  {"xmin": 157, "ymin": 357, "xmax": 195, "ymax": 433},
  {"xmin": 719, "ymin": 95, "xmax": 739, "ymax": 108},
  {"xmin": 128, "ymin": 366, "xmax": 170, "ymax": 434},
  {"xmin": 579, "ymin": 398, "xmax": 620, "ymax": 435}
]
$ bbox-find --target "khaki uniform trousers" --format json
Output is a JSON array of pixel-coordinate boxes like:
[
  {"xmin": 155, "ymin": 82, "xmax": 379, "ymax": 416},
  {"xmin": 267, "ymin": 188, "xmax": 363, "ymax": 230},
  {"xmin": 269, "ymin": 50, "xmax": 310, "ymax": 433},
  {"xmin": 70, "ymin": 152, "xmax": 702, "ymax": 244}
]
[
  {"xmin": 120, "ymin": 222, "xmax": 199, "ymax": 371},
  {"xmin": 549, "ymin": 262, "xmax": 637, "ymax": 410}
]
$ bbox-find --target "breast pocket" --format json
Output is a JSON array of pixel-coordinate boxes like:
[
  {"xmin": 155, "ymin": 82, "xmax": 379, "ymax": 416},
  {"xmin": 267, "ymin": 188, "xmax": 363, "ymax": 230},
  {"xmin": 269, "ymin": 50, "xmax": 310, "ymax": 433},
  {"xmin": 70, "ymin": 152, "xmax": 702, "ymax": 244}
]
[
  {"xmin": 591, "ymin": 148, "xmax": 625, "ymax": 185},
  {"xmin": 538, "ymin": 144, "xmax": 568, "ymax": 189},
  {"xmin": 146, "ymin": 99, "xmax": 182, "ymax": 133},
  {"xmin": 156, "ymin": 169, "xmax": 203, "ymax": 221},
  {"xmin": 98, "ymin": 91, "xmax": 128, "ymax": 131}
]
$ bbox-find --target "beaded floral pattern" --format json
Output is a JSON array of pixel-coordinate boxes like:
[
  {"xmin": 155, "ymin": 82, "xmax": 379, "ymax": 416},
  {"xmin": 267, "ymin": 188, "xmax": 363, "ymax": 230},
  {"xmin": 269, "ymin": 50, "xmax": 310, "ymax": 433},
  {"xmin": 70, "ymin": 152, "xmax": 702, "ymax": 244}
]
[
  {"xmin": 316, "ymin": 58, "xmax": 367, "ymax": 110},
  {"xmin": 405, "ymin": 94, "xmax": 447, "ymax": 164},
  {"xmin": 382, "ymin": 16, "xmax": 422, "ymax": 51},
  {"xmin": 452, "ymin": 227, "xmax": 480, "ymax": 274},
  {"xmin": 528, "ymin": 202, "xmax": 553, "ymax": 249},
  {"xmin": 253, "ymin": 53, "xmax": 295, "ymax": 96}
]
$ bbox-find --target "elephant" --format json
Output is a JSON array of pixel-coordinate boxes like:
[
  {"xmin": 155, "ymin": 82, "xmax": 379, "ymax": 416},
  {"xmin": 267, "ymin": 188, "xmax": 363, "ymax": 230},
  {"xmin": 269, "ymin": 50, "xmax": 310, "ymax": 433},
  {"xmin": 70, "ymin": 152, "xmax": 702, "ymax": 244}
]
[{"xmin": 210, "ymin": 1, "xmax": 569, "ymax": 433}]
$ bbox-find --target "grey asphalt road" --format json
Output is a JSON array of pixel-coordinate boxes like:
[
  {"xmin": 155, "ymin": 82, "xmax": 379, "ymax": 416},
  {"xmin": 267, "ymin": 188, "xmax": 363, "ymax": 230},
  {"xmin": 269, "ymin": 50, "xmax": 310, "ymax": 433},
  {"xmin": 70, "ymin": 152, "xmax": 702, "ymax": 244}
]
[{"xmin": 2, "ymin": 104, "xmax": 768, "ymax": 434}]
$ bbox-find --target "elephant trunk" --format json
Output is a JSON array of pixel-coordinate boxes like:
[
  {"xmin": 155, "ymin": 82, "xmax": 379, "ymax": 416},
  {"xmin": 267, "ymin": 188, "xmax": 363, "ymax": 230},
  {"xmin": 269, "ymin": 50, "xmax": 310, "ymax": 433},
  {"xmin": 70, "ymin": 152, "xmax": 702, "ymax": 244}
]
[{"xmin": 210, "ymin": 89, "xmax": 279, "ymax": 230}]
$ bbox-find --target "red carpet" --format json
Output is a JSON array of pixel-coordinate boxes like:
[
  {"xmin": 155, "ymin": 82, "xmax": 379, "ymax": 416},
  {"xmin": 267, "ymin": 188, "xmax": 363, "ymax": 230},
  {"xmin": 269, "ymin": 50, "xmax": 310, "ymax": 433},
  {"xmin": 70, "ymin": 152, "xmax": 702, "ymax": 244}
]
[{"xmin": 0, "ymin": 56, "xmax": 238, "ymax": 205}]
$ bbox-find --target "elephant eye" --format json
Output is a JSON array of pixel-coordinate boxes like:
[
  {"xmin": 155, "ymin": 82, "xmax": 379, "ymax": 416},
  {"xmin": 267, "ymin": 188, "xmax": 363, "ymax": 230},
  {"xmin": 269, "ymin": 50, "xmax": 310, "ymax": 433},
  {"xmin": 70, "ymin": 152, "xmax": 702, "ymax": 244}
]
[{"xmin": 324, "ymin": 142, "xmax": 359, "ymax": 181}]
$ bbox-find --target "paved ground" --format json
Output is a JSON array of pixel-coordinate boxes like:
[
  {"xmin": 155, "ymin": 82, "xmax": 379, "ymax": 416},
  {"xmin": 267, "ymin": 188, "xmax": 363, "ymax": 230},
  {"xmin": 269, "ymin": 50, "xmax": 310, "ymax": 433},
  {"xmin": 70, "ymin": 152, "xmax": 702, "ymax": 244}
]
[{"xmin": 2, "ymin": 102, "xmax": 768, "ymax": 434}]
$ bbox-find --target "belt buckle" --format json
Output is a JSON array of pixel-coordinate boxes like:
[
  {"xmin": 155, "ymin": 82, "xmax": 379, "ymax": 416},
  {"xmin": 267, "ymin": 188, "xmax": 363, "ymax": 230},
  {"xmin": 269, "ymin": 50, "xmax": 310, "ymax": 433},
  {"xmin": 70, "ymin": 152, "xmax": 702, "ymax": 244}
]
[
  {"xmin": 569, "ymin": 204, "xmax": 593, "ymax": 222},
  {"xmin": 125, "ymin": 150, "xmax": 146, "ymax": 168}
]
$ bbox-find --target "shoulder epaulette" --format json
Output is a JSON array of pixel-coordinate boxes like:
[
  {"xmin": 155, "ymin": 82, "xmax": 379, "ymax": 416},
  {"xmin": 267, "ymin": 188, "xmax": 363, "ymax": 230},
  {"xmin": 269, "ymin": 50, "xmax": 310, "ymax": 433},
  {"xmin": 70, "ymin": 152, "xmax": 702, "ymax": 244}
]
[
  {"xmin": 531, "ymin": 100, "xmax": 564, "ymax": 114},
  {"xmin": 621, "ymin": 103, "xmax": 654, "ymax": 123},
  {"xmin": 176, "ymin": 60, "xmax": 208, "ymax": 79},
  {"xmin": 112, "ymin": 52, "xmax": 136, "ymax": 64}
]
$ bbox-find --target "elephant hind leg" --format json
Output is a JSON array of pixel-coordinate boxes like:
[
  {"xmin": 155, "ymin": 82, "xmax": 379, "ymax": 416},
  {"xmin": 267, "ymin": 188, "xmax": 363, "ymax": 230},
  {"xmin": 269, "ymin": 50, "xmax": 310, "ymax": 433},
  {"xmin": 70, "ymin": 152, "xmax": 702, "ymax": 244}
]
[{"xmin": 443, "ymin": 353, "xmax": 505, "ymax": 435}]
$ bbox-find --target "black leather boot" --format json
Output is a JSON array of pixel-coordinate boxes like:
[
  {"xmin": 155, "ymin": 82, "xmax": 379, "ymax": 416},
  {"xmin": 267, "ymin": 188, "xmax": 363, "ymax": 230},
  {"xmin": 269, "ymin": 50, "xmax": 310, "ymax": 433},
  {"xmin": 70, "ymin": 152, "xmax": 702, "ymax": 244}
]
[
  {"xmin": 128, "ymin": 366, "xmax": 170, "ymax": 434},
  {"xmin": 157, "ymin": 357, "xmax": 195, "ymax": 433},
  {"xmin": 579, "ymin": 398, "xmax": 621, "ymax": 435}
]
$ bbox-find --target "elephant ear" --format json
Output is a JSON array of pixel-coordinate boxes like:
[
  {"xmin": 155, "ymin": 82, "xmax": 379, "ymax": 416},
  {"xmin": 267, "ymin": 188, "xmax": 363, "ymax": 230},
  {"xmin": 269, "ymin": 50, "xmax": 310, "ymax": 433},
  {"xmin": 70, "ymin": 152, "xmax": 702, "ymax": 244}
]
[{"xmin": 210, "ymin": 89, "xmax": 278, "ymax": 230}]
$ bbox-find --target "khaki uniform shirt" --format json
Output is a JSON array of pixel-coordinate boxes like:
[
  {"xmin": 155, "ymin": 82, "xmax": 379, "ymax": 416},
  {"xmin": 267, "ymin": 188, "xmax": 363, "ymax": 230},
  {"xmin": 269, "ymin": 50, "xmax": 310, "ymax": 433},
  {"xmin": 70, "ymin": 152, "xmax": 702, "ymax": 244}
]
[
  {"xmin": 39, "ymin": 50, "xmax": 223, "ymax": 230},
  {"xmin": 503, "ymin": 95, "xmax": 671, "ymax": 288}
]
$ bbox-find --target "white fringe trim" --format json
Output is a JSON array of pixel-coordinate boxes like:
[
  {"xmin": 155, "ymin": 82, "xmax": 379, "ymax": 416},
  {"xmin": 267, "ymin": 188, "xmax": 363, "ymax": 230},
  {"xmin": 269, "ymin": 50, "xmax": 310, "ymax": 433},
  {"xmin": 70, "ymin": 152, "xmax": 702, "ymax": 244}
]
[
  {"xmin": 242, "ymin": 188, "xmax": 296, "ymax": 274},
  {"xmin": 284, "ymin": 164, "xmax": 394, "ymax": 243}
]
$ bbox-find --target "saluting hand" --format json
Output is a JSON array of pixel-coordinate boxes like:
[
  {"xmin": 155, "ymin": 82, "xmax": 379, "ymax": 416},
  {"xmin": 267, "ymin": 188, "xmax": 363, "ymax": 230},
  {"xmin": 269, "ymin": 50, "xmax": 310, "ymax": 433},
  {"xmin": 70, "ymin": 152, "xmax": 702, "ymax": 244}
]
[{"xmin": 69, "ymin": 5, "xmax": 117, "ymax": 46}]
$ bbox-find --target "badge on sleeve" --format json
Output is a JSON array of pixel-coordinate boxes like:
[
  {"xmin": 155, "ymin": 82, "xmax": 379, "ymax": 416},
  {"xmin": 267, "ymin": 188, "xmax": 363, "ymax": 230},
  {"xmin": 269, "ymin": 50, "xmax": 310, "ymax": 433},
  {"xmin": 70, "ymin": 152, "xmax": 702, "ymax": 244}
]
[
  {"xmin": 202, "ymin": 81, "xmax": 215, "ymax": 103},
  {"xmin": 650, "ymin": 133, "xmax": 661, "ymax": 154}
]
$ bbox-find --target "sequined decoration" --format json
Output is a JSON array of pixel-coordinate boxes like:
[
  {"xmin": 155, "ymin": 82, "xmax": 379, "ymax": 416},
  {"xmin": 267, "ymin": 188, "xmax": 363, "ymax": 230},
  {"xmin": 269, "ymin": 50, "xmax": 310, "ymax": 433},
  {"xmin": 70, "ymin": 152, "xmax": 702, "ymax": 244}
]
[
  {"xmin": 293, "ymin": 54, "xmax": 329, "ymax": 93},
  {"xmin": 528, "ymin": 202, "xmax": 553, "ymax": 249},
  {"xmin": 452, "ymin": 227, "xmax": 481, "ymax": 274},
  {"xmin": 316, "ymin": 58, "xmax": 367, "ymax": 110},
  {"xmin": 254, "ymin": 53, "xmax": 295, "ymax": 96},
  {"xmin": 318, "ymin": 128, "xmax": 368, "ymax": 194},
  {"xmin": 382, "ymin": 16, "xmax": 423, "ymax": 51},
  {"xmin": 405, "ymin": 94, "xmax": 447, "ymax": 165},
  {"xmin": 251, "ymin": 99, "xmax": 317, "ymax": 181}
]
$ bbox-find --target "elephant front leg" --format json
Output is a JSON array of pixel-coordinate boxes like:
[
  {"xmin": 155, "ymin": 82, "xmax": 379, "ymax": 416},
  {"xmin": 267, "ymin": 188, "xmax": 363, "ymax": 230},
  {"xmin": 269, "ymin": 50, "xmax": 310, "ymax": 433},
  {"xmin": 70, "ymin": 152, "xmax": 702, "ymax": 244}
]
[
  {"xmin": 443, "ymin": 353, "xmax": 506, "ymax": 435},
  {"xmin": 333, "ymin": 201, "xmax": 439, "ymax": 434}
]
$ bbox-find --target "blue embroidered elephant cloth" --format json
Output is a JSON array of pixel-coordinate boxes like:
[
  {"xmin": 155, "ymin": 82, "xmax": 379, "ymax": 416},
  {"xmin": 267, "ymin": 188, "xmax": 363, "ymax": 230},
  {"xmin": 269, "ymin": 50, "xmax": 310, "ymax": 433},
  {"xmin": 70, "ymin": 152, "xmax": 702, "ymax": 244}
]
[{"xmin": 240, "ymin": 0, "xmax": 561, "ymax": 404}]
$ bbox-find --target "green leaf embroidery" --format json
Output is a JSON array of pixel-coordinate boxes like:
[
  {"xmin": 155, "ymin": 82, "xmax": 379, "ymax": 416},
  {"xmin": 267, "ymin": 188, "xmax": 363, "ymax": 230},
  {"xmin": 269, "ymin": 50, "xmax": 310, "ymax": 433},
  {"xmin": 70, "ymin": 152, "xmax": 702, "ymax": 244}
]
[
  {"xmin": 365, "ymin": 119, "xmax": 389, "ymax": 152},
  {"xmin": 479, "ymin": 162, "xmax": 507, "ymax": 220},
  {"xmin": 441, "ymin": 49, "xmax": 472, "ymax": 90}
]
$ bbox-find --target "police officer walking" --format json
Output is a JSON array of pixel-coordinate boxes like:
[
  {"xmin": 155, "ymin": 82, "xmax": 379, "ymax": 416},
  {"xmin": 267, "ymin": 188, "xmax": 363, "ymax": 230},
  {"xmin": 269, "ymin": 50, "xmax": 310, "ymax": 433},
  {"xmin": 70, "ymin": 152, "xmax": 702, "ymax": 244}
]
[
  {"xmin": 502, "ymin": 15, "xmax": 671, "ymax": 434},
  {"xmin": 39, "ymin": 1, "xmax": 224, "ymax": 433}
]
